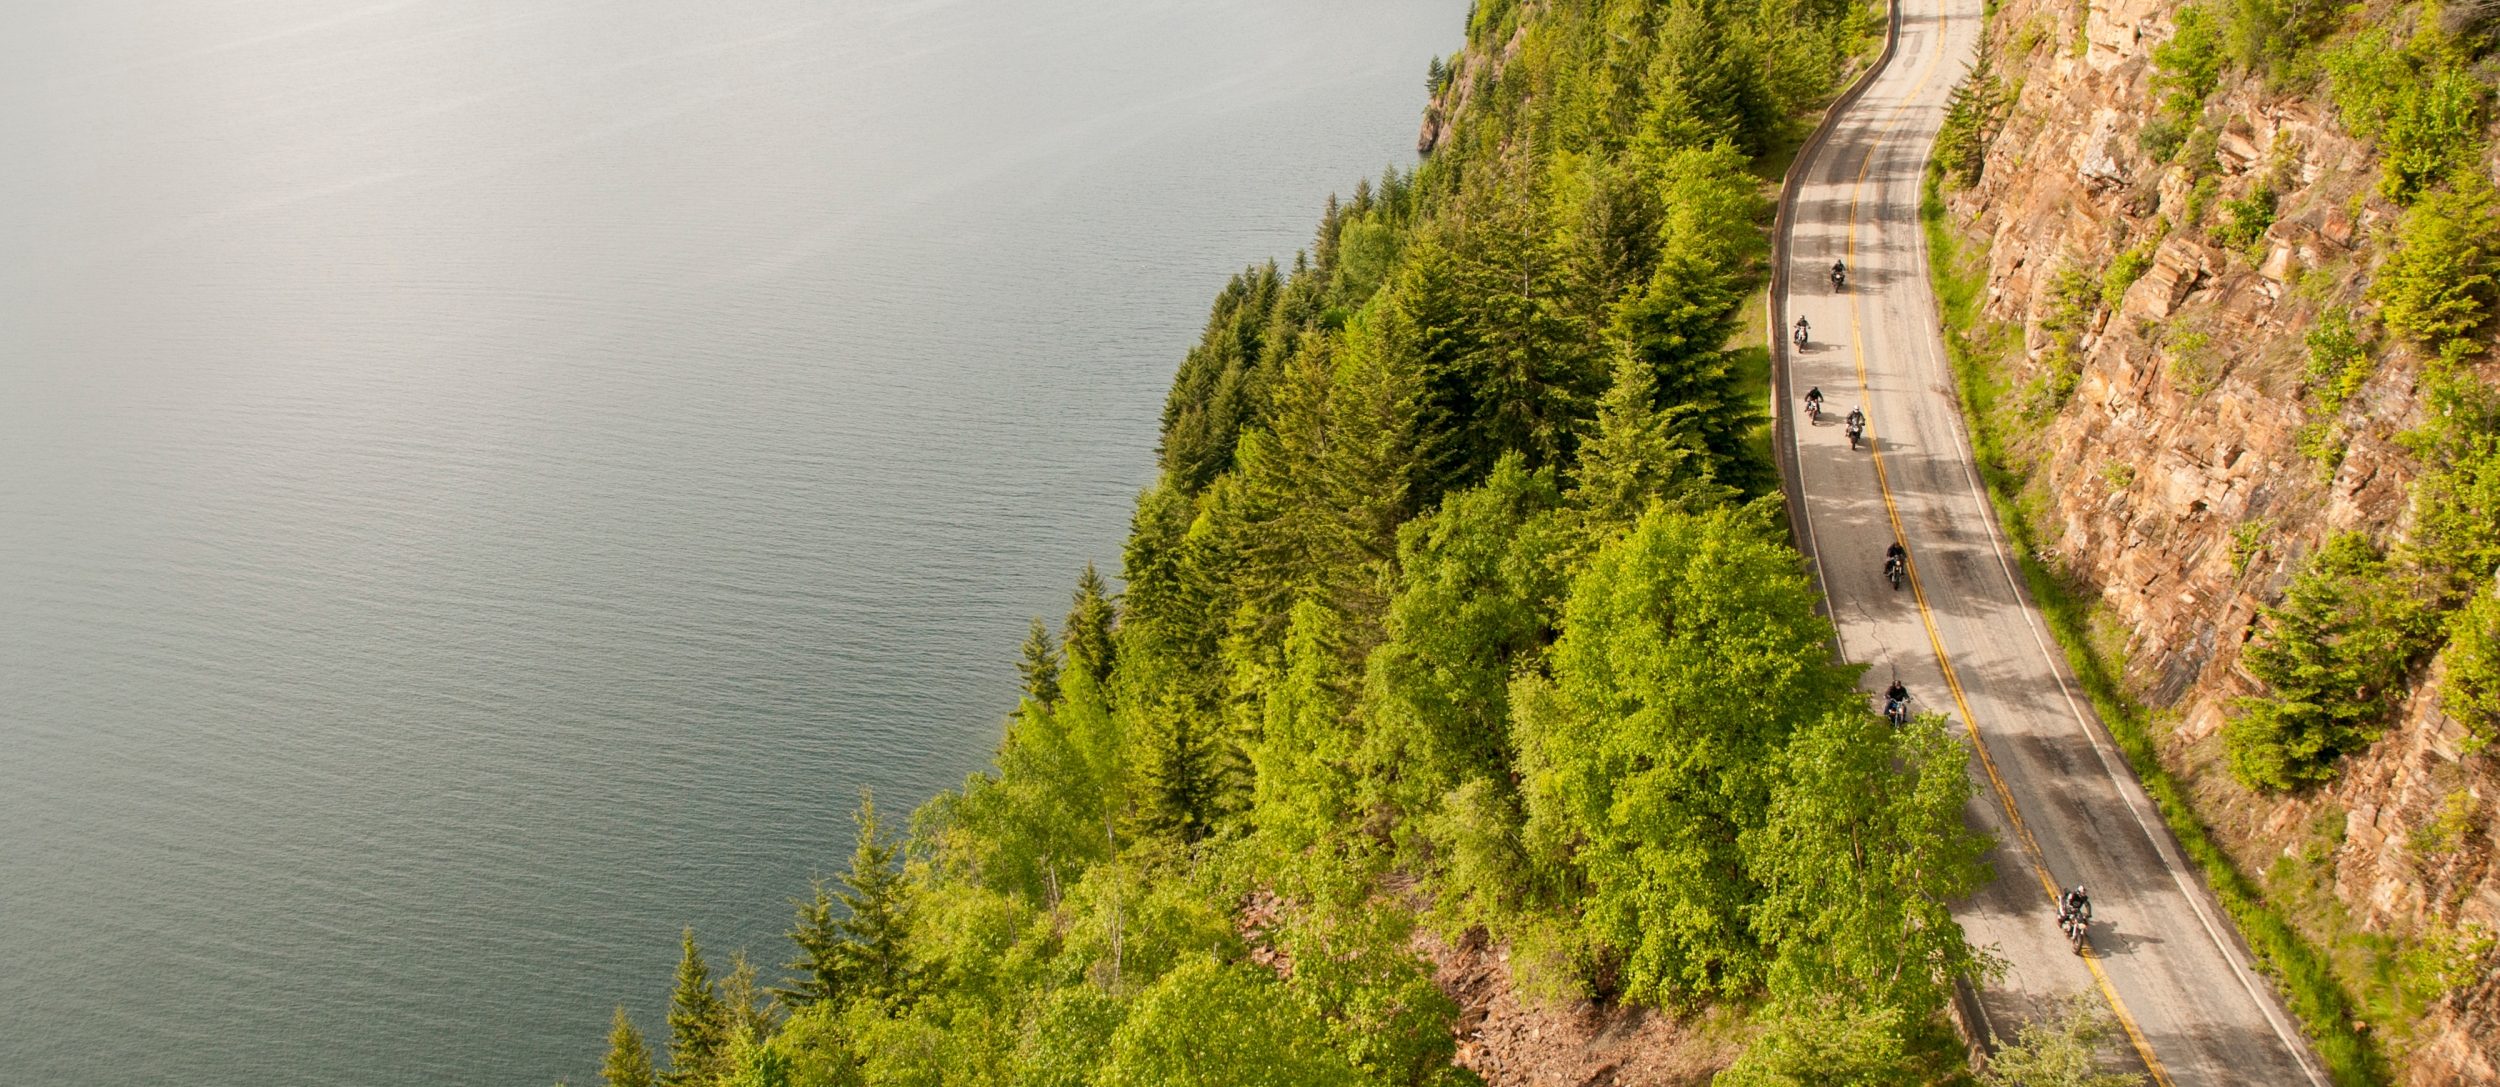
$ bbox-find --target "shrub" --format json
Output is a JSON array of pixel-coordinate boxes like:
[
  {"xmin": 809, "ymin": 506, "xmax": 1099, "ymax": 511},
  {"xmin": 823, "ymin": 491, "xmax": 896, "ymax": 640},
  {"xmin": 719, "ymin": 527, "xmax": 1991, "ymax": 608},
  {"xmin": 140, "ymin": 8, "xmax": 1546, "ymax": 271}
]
[
  {"xmin": 2227, "ymin": 534, "xmax": 2441, "ymax": 790},
  {"xmin": 2213, "ymin": 185, "xmax": 2278, "ymax": 251},
  {"xmin": 2325, "ymin": 30, "xmax": 2488, "ymax": 203},
  {"xmin": 2181, "ymin": 174, "xmax": 2222, "ymax": 229},
  {"xmin": 2153, "ymin": 5, "xmax": 2227, "ymax": 116},
  {"xmin": 2303, "ymin": 311, "xmax": 2372, "ymax": 413},
  {"xmin": 2166, "ymin": 329, "xmax": 2218, "ymax": 394},
  {"xmin": 1934, "ymin": 51, "xmax": 2010, "ymax": 186},
  {"xmin": 2102, "ymin": 230, "xmax": 2163, "ymax": 308},
  {"xmin": 2445, "ymin": 591, "xmax": 2500, "ymax": 749},
  {"xmin": 2138, "ymin": 115, "xmax": 2189, "ymax": 162},
  {"xmin": 2373, "ymin": 181, "xmax": 2500, "ymax": 349}
]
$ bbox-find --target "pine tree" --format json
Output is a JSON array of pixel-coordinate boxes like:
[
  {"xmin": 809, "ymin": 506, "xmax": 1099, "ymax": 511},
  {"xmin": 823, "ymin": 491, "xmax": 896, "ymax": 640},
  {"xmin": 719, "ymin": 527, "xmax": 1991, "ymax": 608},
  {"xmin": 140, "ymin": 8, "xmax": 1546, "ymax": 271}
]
[
  {"xmin": 1063, "ymin": 564, "xmax": 1118, "ymax": 688},
  {"xmin": 602, "ymin": 1006, "xmax": 655, "ymax": 1087},
  {"xmin": 1129, "ymin": 694, "xmax": 1219, "ymax": 843},
  {"xmin": 1016, "ymin": 617, "xmax": 1062, "ymax": 705},
  {"xmin": 780, "ymin": 790, "xmax": 917, "ymax": 1009},
  {"xmin": 662, "ymin": 929, "xmax": 725, "ymax": 1086},
  {"xmin": 1570, "ymin": 352, "xmax": 1725, "ymax": 537}
]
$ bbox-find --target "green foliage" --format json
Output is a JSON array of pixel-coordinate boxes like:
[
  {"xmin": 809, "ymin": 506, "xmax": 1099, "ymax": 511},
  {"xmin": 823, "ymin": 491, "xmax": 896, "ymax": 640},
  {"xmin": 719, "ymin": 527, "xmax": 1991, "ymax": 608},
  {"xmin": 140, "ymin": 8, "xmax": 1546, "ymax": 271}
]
[
  {"xmin": 1514, "ymin": 506, "xmax": 1872, "ymax": 1004},
  {"xmin": 1746, "ymin": 712, "xmax": 1994, "ymax": 1013},
  {"xmin": 1097, "ymin": 957, "xmax": 1367, "ymax": 1087},
  {"xmin": 781, "ymin": 791, "xmax": 919, "ymax": 1009},
  {"xmin": 2325, "ymin": 31, "xmax": 2488, "ymax": 203},
  {"xmin": 2375, "ymin": 180, "xmax": 2500, "ymax": 350},
  {"xmin": 665, "ymin": 930, "xmax": 727, "ymax": 1087},
  {"xmin": 1063, "ymin": 563, "xmax": 1119, "ymax": 690},
  {"xmin": 2153, "ymin": 6, "xmax": 2227, "ymax": 117},
  {"xmin": 600, "ymin": 0, "xmax": 1950, "ymax": 1080},
  {"xmin": 2101, "ymin": 229, "xmax": 2162, "ymax": 310},
  {"xmin": 2232, "ymin": 519, "xmax": 2274, "ymax": 577},
  {"xmin": 605, "ymin": 1007, "xmax": 657, "ymax": 1087},
  {"xmin": 1979, "ymin": 993, "xmax": 2145, "ymax": 1087},
  {"xmin": 2213, "ymin": 184, "xmax": 2278, "ymax": 251},
  {"xmin": 1935, "ymin": 49, "xmax": 2010, "ymax": 185},
  {"xmin": 2445, "ymin": 591, "xmax": 2500, "ymax": 746},
  {"xmin": 2303, "ymin": 312, "xmax": 2373, "ymax": 414},
  {"xmin": 1016, "ymin": 618, "xmax": 1061, "ymax": 706},
  {"xmin": 2181, "ymin": 175, "xmax": 2222, "ymax": 231},
  {"xmin": 2165, "ymin": 330, "xmax": 2218, "ymax": 396},
  {"xmin": 2229, "ymin": 535, "xmax": 2440, "ymax": 791},
  {"xmin": 1712, "ymin": 996, "xmax": 1956, "ymax": 1087}
]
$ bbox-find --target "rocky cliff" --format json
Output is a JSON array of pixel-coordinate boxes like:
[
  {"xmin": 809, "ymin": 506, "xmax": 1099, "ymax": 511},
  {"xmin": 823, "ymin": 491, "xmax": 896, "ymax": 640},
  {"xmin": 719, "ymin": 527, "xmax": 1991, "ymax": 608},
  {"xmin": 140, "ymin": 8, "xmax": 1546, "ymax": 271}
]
[{"xmin": 1936, "ymin": 0, "xmax": 2500, "ymax": 1080}]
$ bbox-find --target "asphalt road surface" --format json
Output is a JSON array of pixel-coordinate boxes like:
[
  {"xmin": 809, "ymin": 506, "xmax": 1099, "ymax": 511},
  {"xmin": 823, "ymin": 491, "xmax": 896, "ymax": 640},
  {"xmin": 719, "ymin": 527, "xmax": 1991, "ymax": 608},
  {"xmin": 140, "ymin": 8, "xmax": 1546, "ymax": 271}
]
[{"xmin": 1774, "ymin": 3, "xmax": 2330, "ymax": 1083}]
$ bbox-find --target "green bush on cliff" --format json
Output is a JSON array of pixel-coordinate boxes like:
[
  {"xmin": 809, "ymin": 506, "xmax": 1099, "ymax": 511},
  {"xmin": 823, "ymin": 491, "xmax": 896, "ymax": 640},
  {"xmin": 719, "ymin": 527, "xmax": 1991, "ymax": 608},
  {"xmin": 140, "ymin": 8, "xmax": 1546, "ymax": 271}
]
[
  {"xmin": 2325, "ymin": 30, "xmax": 2488, "ymax": 203},
  {"xmin": 2446, "ymin": 592, "xmax": 2500, "ymax": 748},
  {"xmin": 2228, "ymin": 534, "xmax": 2441, "ymax": 791},
  {"xmin": 2373, "ymin": 180, "xmax": 2500, "ymax": 350}
]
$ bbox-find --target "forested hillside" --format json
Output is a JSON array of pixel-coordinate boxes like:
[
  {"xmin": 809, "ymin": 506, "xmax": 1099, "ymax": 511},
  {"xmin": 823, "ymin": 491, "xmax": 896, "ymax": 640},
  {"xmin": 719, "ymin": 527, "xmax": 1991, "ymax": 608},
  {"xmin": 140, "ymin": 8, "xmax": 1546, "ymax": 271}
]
[{"xmin": 589, "ymin": 2, "xmax": 2013, "ymax": 1084}]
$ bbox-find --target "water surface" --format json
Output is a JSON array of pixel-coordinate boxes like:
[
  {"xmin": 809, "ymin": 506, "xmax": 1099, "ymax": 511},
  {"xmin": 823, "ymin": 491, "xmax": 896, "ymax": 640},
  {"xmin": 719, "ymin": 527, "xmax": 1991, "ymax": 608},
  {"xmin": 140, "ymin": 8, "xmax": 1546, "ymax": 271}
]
[{"xmin": 0, "ymin": 2, "xmax": 1459, "ymax": 1082}]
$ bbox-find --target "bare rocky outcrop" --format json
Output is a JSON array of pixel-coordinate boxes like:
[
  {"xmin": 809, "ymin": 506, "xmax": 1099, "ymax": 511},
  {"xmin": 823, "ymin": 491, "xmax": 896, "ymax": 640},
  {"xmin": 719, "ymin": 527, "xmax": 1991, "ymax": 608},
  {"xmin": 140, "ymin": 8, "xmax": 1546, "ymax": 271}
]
[
  {"xmin": 1939, "ymin": 0, "xmax": 2500, "ymax": 1080},
  {"xmin": 1419, "ymin": 928, "xmax": 1744, "ymax": 1087}
]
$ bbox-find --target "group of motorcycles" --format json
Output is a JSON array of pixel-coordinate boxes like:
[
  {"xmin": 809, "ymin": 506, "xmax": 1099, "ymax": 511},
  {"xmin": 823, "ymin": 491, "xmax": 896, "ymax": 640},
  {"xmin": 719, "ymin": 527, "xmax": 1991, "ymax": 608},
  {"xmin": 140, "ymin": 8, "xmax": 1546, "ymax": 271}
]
[{"xmin": 1802, "ymin": 256, "xmax": 2100, "ymax": 959}]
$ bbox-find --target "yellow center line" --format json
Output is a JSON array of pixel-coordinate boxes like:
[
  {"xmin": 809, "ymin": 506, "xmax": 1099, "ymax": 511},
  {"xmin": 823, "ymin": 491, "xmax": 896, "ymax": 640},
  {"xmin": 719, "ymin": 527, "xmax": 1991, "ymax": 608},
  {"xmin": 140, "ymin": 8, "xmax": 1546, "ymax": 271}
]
[{"xmin": 1821, "ymin": 7, "xmax": 2177, "ymax": 1085}]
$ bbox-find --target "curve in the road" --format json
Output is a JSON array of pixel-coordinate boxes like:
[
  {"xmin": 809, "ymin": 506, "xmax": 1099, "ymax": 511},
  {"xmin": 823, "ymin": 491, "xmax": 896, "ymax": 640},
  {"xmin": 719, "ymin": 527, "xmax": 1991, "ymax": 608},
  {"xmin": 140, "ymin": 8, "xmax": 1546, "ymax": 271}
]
[{"xmin": 1766, "ymin": 2, "xmax": 2333, "ymax": 1084}]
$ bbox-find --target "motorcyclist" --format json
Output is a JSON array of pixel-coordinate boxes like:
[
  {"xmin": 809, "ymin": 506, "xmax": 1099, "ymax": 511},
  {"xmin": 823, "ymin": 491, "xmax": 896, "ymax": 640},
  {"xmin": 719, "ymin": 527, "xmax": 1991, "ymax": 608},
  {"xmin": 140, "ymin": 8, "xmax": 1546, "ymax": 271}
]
[
  {"xmin": 1846, "ymin": 405, "xmax": 1866, "ymax": 429},
  {"xmin": 2058, "ymin": 885, "xmax": 2092, "ymax": 929},
  {"xmin": 1793, "ymin": 316, "xmax": 1810, "ymax": 345},
  {"xmin": 1805, "ymin": 386, "xmax": 1824, "ymax": 416},
  {"xmin": 1883, "ymin": 680, "xmax": 1910, "ymax": 723},
  {"xmin": 1831, "ymin": 259, "xmax": 1847, "ymax": 285},
  {"xmin": 1885, "ymin": 541, "xmax": 1907, "ymax": 565}
]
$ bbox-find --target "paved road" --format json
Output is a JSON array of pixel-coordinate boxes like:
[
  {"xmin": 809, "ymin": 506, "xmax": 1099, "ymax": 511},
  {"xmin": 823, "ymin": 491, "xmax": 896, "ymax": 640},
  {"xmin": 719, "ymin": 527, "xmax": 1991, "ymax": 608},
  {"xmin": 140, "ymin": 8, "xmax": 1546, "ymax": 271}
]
[{"xmin": 1773, "ymin": 2, "xmax": 2329, "ymax": 1083}]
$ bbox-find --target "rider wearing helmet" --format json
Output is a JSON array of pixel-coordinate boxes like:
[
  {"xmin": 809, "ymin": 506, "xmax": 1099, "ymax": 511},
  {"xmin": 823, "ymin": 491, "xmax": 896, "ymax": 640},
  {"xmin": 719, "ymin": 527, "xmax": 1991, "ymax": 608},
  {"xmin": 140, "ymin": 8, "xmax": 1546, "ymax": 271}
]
[
  {"xmin": 2059, "ymin": 885, "xmax": 2091, "ymax": 926},
  {"xmin": 1846, "ymin": 405, "xmax": 1866, "ymax": 429}
]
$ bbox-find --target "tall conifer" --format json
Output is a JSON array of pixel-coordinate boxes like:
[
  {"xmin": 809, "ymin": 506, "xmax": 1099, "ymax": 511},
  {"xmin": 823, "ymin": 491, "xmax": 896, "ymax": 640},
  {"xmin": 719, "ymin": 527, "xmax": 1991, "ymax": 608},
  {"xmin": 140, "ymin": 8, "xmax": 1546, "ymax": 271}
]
[
  {"xmin": 780, "ymin": 790, "xmax": 917, "ymax": 1009},
  {"xmin": 1063, "ymin": 564, "xmax": 1117, "ymax": 688},
  {"xmin": 601, "ymin": 1006, "xmax": 655, "ymax": 1087},
  {"xmin": 662, "ymin": 929, "xmax": 724, "ymax": 1086},
  {"xmin": 1016, "ymin": 617, "xmax": 1062, "ymax": 705}
]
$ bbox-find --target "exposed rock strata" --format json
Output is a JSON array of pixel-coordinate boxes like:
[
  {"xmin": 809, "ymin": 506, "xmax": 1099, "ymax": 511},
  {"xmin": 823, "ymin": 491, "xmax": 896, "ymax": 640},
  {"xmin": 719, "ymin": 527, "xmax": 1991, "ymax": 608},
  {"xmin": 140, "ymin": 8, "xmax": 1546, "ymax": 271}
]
[{"xmin": 1941, "ymin": 0, "xmax": 2500, "ymax": 1079}]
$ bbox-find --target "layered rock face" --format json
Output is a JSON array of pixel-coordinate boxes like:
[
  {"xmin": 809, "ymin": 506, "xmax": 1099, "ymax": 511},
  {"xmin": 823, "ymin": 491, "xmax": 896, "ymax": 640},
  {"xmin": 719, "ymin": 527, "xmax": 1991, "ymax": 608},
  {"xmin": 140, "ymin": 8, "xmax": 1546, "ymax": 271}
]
[{"xmin": 1940, "ymin": 0, "xmax": 2499, "ymax": 1080}]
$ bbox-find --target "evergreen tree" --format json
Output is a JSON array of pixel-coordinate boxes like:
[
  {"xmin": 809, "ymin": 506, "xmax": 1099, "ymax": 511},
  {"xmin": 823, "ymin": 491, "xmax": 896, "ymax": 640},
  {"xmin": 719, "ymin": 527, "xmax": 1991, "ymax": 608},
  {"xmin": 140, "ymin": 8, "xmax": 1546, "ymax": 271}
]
[
  {"xmin": 603, "ymin": 1006, "xmax": 656, "ymax": 1087},
  {"xmin": 1017, "ymin": 617, "xmax": 1062, "ymax": 705},
  {"xmin": 1569, "ymin": 352, "xmax": 1723, "ymax": 537},
  {"xmin": 781, "ymin": 790, "xmax": 917, "ymax": 1008},
  {"xmin": 1128, "ymin": 691, "xmax": 1220, "ymax": 843},
  {"xmin": 1063, "ymin": 564, "xmax": 1118, "ymax": 689},
  {"xmin": 663, "ymin": 929, "xmax": 725, "ymax": 1086}
]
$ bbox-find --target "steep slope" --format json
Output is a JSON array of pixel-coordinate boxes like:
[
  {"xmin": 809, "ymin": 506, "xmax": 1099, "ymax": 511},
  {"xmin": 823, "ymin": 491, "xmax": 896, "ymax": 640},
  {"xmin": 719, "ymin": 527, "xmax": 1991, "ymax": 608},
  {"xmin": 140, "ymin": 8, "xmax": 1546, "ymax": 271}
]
[{"xmin": 1929, "ymin": 0, "xmax": 2500, "ymax": 1081}]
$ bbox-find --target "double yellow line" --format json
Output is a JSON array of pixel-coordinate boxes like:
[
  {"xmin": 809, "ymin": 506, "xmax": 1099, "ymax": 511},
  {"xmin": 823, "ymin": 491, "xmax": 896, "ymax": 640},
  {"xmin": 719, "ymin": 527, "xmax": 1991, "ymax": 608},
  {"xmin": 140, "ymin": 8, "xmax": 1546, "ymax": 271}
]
[{"xmin": 1821, "ymin": 7, "xmax": 2176, "ymax": 1085}]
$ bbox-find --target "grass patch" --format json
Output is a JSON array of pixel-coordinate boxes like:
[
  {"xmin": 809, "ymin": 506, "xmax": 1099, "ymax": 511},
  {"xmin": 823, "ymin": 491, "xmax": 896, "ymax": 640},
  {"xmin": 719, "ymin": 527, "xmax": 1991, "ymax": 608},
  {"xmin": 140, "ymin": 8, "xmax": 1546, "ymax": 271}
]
[{"xmin": 1921, "ymin": 170, "xmax": 2390, "ymax": 1087}]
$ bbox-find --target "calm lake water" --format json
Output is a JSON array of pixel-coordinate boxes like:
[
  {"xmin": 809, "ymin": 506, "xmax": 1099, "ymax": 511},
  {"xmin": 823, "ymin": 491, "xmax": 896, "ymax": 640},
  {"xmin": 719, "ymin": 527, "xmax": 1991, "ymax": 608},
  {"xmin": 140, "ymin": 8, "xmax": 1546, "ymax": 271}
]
[{"xmin": 0, "ymin": 2, "xmax": 1459, "ymax": 1082}]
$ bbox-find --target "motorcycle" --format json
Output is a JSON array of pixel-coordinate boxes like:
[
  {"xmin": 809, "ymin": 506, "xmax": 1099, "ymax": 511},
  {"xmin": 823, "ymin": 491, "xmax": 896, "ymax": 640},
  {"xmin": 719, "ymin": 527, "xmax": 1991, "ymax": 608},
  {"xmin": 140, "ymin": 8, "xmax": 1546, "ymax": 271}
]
[
  {"xmin": 1806, "ymin": 396, "xmax": 1822, "ymax": 422},
  {"xmin": 1885, "ymin": 555, "xmax": 1906, "ymax": 591},
  {"xmin": 2058, "ymin": 904, "xmax": 2093, "ymax": 955},
  {"xmin": 1884, "ymin": 696, "xmax": 1910, "ymax": 727},
  {"xmin": 1831, "ymin": 266, "xmax": 1847, "ymax": 291},
  {"xmin": 1846, "ymin": 418, "xmax": 1865, "ymax": 450},
  {"xmin": 1793, "ymin": 323, "xmax": 1810, "ymax": 351}
]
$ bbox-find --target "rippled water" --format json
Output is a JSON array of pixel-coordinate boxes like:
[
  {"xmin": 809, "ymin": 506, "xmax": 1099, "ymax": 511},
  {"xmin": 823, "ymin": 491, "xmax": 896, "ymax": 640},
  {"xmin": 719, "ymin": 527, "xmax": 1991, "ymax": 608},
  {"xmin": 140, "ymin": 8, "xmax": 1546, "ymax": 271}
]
[{"xmin": 0, "ymin": 2, "xmax": 1457, "ymax": 1082}]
